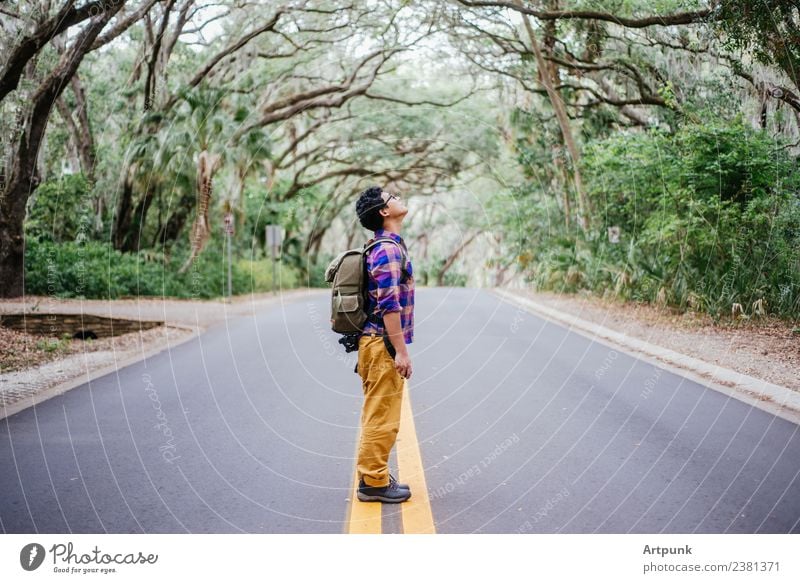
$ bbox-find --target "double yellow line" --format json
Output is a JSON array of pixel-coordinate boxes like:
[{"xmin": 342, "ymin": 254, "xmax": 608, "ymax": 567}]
[{"xmin": 346, "ymin": 380, "xmax": 436, "ymax": 534}]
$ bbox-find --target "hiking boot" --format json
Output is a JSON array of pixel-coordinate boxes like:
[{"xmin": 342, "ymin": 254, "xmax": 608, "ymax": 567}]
[
  {"xmin": 389, "ymin": 473, "xmax": 410, "ymax": 491},
  {"xmin": 358, "ymin": 478, "xmax": 412, "ymax": 503}
]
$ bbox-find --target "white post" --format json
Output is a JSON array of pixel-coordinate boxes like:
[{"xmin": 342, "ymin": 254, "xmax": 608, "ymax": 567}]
[
  {"xmin": 265, "ymin": 224, "xmax": 283, "ymax": 294},
  {"xmin": 224, "ymin": 212, "xmax": 234, "ymax": 301},
  {"xmin": 227, "ymin": 231, "xmax": 233, "ymax": 301}
]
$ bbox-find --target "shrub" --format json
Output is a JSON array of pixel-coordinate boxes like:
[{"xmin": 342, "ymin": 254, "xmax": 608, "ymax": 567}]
[
  {"xmin": 513, "ymin": 118, "xmax": 800, "ymax": 319},
  {"xmin": 24, "ymin": 239, "xmax": 302, "ymax": 299},
  {"xmin": 25, "ymin": 174, "xmax": 94, "ymax": 243},
  {"xmin": 234, "ymin": 257, "xmax": 300, "ymax": 292}
]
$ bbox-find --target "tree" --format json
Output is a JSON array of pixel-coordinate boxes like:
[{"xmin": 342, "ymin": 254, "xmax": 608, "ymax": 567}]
[{"xmin": 0, "ymin": 0, "xmax": 150, "ymax": 297}]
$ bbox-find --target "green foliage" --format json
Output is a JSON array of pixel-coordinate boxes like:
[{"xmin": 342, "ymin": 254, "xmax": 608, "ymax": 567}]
[
  {"xmin": 306, "ymin": 260, "xmax": 332, "ymax": 289},
  {"xmin": 239, "ymin": 178, "xmax": 319, "ymax": 280},
  {"xmin": 16, "ymin": 0, "xmax": 799, "ymax": 321},
  {"xmin": 714, "ymin": 1, "xmax": 800, "ymax": 79},
  {"xmin": 235, "ymin": 257, "xmax": 300, "ymax": 292},
  {"xmin": 35, "ymin": 334, "xmax": 72, "ymax": 353},
  {"xmin": 406, "ymin": 256, "xmax": 469, "ymax": 287},
  {"xmin": 24, "ymin": 239, "xmax": 302, "ymax": 299},
  {"xmin": 657, "ymin": 81, "xmax": 679, "ymax": 110},
  {"xmin": 25, "ymin": 175, "xmax": 94, "ymax": 243},
  {"xmin": 509, "ymin": 119, "xmax": 800, "ymax": 318},
  {"xmin": 442, "ymin": 270, "xmax": 468, "ymax": 287}
]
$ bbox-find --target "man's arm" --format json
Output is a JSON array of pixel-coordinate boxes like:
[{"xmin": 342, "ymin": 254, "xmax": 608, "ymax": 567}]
[
  {"xmin": 369, "ymin": 242, "xmax": 412, "ymax": 379},
  {"xmin": 383, "ymin": 311, "xmax": 412, "ymax": 379}
]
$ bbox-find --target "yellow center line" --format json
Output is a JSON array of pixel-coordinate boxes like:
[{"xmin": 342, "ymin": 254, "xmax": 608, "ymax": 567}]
[
  {"xmin": 346, "ymin": 425, "xmax": 382, "ymax": 534},
  {"xmin": 345, "ymin": 380, "xmax": 435, "ymax": 534},
  {"xmin": 397, "ymin": 380, "xmax": 436, "ymax": 534}
]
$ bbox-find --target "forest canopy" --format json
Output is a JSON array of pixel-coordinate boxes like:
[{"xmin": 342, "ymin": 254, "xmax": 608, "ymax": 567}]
[{"xmin": 0, "ymin": 0, "xmax": 797, "ymax": 318}]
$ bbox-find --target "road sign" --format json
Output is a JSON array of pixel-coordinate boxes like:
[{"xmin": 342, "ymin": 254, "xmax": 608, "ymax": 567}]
[
  {"xmin": 265, "ymin": 225, "xmax": 283, "ymax": 292},
  {"xmin": 266, "ymin": 224, "xmax": 283, "ymax": 251}
]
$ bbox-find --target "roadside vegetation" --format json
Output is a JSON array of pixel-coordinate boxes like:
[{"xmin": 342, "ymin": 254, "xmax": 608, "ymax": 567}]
[{"xmin": 1, "ymin": 1, "xmax": 796, "ymax": 321}]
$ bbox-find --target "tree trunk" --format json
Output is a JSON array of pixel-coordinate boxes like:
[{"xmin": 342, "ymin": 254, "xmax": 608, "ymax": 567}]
[
  {"xmin": 179, "ymin": 150, "xmax": 222, "ymax": 273},
  {"xmin": 56, "ymin": 96, "xmax": 84, "ymax": 172},
  {"xmin": 0, "ymin": 164, "xmax": 36, "ymax": 298},
  {"xmin": 155, "ymin": 189, "xmax": 195, "ymax": 248},
  {"xmin": 120, "ymin": 184, "xmax": 157, "ymax": 252},
  {"xmin": 112, "ymin": 162, "xmax": 138, "ymax": 250},
  {"xmin": 69, "ymin": 74, "xmax": 97, "ymax": 182},
  {"xmin": 551, "ymin": 141, "xmax": 571, "ymax": 228},
  {"xmin": 515, "ymin": 0, "xmax": 592, "ymax": 232},
  {"xmin": 436, "ymin": 231, "xmax": 480, "ymax": 286},
  {"xmin": 494, "ymin": 263, "xmax": 510, "ymax": 287},
  {"xmin": 308, "ymin": 232, "xmax": 325, "ymax": 266},
  {"xmin": 0, "ymin": 7, "xmax": 123, "ymax": 298}
]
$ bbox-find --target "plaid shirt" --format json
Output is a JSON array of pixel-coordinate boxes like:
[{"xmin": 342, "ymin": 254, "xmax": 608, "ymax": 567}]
[{"xmin": 362, "ymin": 229, "xmax": 415, "ymax": 344}]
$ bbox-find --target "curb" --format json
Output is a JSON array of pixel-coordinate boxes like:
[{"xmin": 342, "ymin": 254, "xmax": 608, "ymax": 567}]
[
  {"xmin": 493, "ymin": 288, "xmax": 800, "ymax": 427},
  {"xmin": 0, "ymin": 323, "xmax": 201, "ymax": 422}
]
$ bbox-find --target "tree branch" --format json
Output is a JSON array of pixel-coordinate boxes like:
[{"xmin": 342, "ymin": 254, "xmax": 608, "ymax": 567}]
[
  {"xmin": 455, "ymin": 0, "xmax": 714, "ymax": 28},
  {"xmin": 162, "ymin": 7, "xmax": 286, "ymax": 110},
  {"xmin": 233, "ymin": 49, "xmax": 398, "ymax": 140},
  {"xmin": 91, "ymin": 0, "xmax": 161, "ymax": 49},
  {"xmin": 0, "ymin": 0, "xmax": 112, "ymax": 102}
]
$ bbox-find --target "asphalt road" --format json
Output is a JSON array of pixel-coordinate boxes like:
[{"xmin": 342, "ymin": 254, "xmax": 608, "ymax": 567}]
[{"xmin": 1, "ymin": 288, "xmax": 798, "ymax": 533}]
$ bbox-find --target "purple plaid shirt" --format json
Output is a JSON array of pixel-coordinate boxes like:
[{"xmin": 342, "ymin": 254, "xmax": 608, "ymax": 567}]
[{"xmin": 362, "ymin": 229, "xmax": 415, "ymax": 344}]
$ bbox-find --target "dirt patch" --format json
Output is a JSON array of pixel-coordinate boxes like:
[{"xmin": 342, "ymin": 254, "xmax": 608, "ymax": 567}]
[
  {"xmin": 0, "ymin": 289, "xmax": 313, "ymax": 328},
  {"xmin": 509, "ymin": 289, "xmax": 800, "ymax": 391},
  {"xmin": 0, "ymin": 324, "xmax": 190, "ymax": 374}
]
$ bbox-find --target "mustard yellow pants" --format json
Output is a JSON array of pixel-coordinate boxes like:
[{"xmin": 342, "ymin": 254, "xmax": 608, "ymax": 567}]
[{"xmin": 356, "ymin": 335, "xmax": 404, "ymax": 488}]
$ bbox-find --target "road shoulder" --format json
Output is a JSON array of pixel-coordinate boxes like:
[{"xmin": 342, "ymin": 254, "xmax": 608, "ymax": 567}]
[{"xmin": 494, "ymin": 288, "xmax": 800, "ymax": 426}]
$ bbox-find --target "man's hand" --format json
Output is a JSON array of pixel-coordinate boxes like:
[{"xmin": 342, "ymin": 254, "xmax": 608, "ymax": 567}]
[
  {"xmin": 394, "ymin": 352, "xmax": 413, "ymax": 379},
  {"xmin": 383, "ymin": 310, "xmax": 411, "ymax": 379}
]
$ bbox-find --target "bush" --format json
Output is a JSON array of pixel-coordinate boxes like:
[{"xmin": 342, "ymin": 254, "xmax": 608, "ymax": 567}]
[
  {"xmin": 25, "ymin": 174, "xmax": 94, "ymax": 243},
  {"xmin": 24, "ymin": 239, "xmax": 303, "ymax": 299},
  {"xmin": 235, "ymin": 257, "xmax": 300, "ymax": 292},
  {"xmin": 306, "ymin": 258, "xmax": 332, "ymax": 289},
  {"xmin": 514, "ymin": 118, "xmax": 800, "ymax": 319}
]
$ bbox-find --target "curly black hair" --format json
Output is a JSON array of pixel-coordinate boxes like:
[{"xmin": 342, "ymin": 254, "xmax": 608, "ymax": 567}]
[{"xmin": 355, "ymin": 185, "xmax": 386, "ymax": 232}]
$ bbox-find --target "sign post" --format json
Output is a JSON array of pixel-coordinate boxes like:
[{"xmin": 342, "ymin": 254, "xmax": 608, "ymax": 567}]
[
  {"xmin": 224, "ymin": 213, "xmax": 234, "ymax": 301},
  {"xmin": 265, "ymin": 225, "xmax": 283, "ymax": 293}
]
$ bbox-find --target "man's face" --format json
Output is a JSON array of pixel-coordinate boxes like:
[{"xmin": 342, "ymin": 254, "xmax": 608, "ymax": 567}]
[{"xmin": 380, "ymin": 191, "xmax": 408, "ymax": 221}]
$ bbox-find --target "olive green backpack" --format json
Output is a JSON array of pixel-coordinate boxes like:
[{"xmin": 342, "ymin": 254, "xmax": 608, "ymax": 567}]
[{"xmin": 324, "ymin": 237, "xmax": 408, "ymax": 334}]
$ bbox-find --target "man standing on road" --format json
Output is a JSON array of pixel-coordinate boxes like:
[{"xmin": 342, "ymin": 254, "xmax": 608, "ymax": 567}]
[{"xmin": 354, "ymin": 185, "xmax": 415, "ymax": 504}]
